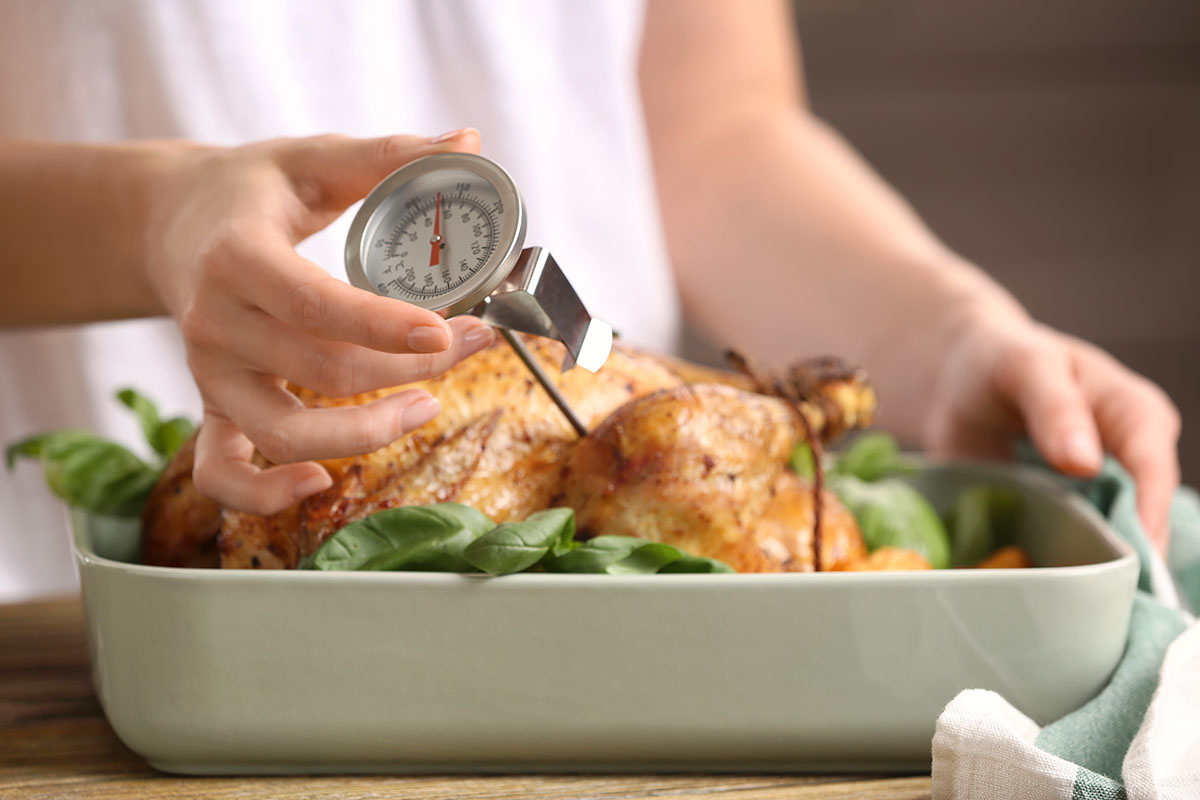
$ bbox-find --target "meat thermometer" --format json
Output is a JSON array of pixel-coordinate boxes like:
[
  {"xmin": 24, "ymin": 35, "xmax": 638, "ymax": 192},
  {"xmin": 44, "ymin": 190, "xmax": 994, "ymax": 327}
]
[{"xmin": 344, "ymin": 152, "xmax": 613, "ymax": 436}]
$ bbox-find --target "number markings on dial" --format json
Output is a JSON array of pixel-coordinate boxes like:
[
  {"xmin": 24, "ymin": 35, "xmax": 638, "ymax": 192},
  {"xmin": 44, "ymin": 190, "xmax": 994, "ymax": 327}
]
[{"xmin": 378, "ymin": 193, "xmax": 500, "ymax": 299}]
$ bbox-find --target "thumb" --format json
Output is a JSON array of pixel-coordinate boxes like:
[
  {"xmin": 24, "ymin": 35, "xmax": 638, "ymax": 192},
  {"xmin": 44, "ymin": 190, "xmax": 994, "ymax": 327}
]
[
  {"xmin": 280, "ymin": 128, "xmax": 481, "ymax": 229},
  {"xmin": 1000, "ymin": 336, "xmax": 1104, "ymax": 477}
]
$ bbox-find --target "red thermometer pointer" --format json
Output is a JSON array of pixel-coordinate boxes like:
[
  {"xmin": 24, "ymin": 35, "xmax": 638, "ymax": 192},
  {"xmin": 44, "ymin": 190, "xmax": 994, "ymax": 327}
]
[{"xmin": 429, "ymin": 191, "xmax": 442, "ymax": 267}]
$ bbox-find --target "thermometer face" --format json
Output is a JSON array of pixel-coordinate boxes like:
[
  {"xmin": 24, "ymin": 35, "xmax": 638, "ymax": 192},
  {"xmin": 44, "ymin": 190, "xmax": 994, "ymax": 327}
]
[{"xmin": 345, "ymin": 153, "xmax": 527, "ymax": 317}]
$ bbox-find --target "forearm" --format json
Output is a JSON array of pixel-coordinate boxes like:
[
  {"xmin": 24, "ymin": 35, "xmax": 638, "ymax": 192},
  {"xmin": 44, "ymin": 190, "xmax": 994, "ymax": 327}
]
[
  {"xmin": 641, "ymin": 0, "xmax": 1179, "ymax": 537},
  {"xmin": 652, "ymin": 109, "xmax": 1027, "ymax": 440},
  {"xmin": 0, "ymin": 140, "xmax": 185, "ymax": 327},
  {"xmin": 640, "ymin": 0, "xmax": 1030, "ymax": 440}
]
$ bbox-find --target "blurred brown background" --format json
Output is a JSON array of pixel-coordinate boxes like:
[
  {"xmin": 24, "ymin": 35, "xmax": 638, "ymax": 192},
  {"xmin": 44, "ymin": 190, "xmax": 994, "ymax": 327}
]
[{"xmin": 792, "ymin": 0, "xmax": 1200, "ymax": 484}]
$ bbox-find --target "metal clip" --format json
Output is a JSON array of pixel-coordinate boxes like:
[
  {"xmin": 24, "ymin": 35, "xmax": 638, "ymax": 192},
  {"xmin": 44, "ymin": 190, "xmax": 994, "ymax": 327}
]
[{"xmin": 473, "ymin": 247, "xmax": 613, "ymax": 373}]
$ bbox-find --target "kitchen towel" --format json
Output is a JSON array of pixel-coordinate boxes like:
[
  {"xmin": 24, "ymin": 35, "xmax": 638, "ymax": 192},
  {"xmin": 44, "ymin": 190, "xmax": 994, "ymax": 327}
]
[{"xmin": 931, "ymin": 460, "xmax": 1200, "ymax": 800}]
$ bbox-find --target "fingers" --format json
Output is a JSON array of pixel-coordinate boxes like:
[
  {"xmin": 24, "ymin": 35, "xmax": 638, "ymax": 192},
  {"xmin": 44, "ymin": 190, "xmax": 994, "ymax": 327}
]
[
  {"xmin": 204, "ymin": 372, "xmax": 444, "ymax": 466},
  {"xmin": 279, "ymin": 128, "xmax": 481, "ymax": 229},
  {"xmin": 994, "ymin": 330, "xmax": 1104, "ymax": 478},
  {"xmin": 167, "ymin": 129, "xmax": 495, "ymax": 515},
  {"xmin": 1119, "ymin": 434, "xmax": 1179, "ymax": 552},
  {"xmin": 193, "ymin": 411, "xmax": 334, "ymax": 516},
  {"xmin": 1077, "ymin": 346, "xmax": 1182, "ymax": 548},
  {"xmin": 994, "ymin": 329, "xmax": 1180, "ymax": 549},
  {"xmin": 193, "ymin": 379, "xmax": 446, "ymax": 515},
  {"xmin": 212, "ymin": 312, "xmax": 494, "ymax": 397},
  {"xmin": 190, "ymin": 316, "xmax": 495, "ymax": 513},
  {"xmin": 210, "ymin": 234, "xmax": 454, "ymax": 354}
]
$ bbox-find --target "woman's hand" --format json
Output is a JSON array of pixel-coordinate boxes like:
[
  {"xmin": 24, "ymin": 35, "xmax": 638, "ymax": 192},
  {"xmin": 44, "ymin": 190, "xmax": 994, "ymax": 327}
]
[
  {"xmin": 925, "ymin": 308, "xmax": 1181, "ymax": 549},
  {"xmin": 637, "ymin": 0, "xmax": 1183, "ymax": 549},
  {"xmin": 143, "ymin": 130, "xmax": 495, "ymax": 516}
]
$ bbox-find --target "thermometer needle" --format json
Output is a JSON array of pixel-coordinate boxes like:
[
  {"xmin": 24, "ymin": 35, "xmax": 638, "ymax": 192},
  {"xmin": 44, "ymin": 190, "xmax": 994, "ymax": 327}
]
[{"xmin": 429, "ymin": 191, "xmax": 442, "ymax": 267}]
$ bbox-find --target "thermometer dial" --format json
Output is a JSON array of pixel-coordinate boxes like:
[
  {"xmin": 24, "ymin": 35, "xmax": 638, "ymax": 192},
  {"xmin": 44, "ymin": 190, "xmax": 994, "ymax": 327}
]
[{"xmin": 345, "ymin": 153, "xmax": 527, "ymax": 317}]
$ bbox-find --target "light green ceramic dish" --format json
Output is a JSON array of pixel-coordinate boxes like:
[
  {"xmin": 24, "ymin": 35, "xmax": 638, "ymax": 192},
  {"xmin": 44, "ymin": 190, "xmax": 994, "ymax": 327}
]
[{"xmin": 71, "ymin": 460, "xmax": 1137, "ymax": 775}]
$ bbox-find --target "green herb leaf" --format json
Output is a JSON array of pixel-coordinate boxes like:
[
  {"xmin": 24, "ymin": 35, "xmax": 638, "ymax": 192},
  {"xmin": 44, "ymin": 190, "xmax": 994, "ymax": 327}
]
[
  {"xmin": 830, "ymin": 431, "xmax": 912, "ymax": 482},
  {"xmin": 307, "ymin": 503, "xmax": 495, "ymax": 571},
  {"xmin": 116, "ymin": 388, "xmax": 161, "ymax": 450},
  {"xmin": 117, "ymin": 388, "xmax": 195, "ymax": 461},
  {"xmin": 947, "ymin": 486, "xmax": 1023, "ymax": 567},
  {"xmin": 544, "ymin": 535, "xmax": 734, "ymax": 575},
  {"xmin": 5, "ymin": 432, "xmax": 52, "ymax": 471},
  {"xmin": 607, "ymin": 542, "xmax": 691, "ymax": 575},
  {"xmin": 542, "ymin": 535, "xmax": 648, "ymax": 573},
  {"xmin": 463, "ymin": 508, "xmax": 576, "ymax": 575},
  {"xmin": 657, "ymin": 555, "xmax": 737, "ymax": 574},
  {"xmin": 7, "ymin": 430, "xmax": 160, "ymax": 517},
  {"xmin": 789, "ymin": 441, "xmax": 815, "ymax": 480},
  {"xmin": 155, "ymin": 417, "xmax": 196, "ymax": 462},
  {"xmin": 830, "ymin": 474, "xmax": 950, "ymax": 569}
]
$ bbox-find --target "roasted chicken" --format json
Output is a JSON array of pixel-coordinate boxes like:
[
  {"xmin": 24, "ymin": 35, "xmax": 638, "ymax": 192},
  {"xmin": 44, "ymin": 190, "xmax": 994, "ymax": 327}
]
[
  {"xmin": 141, "ymin": 338, "xmax": 879, "ymax": 572},
  {"xmin": 562, "ymin": 384, "xmax": 867, "ymax": 572}
]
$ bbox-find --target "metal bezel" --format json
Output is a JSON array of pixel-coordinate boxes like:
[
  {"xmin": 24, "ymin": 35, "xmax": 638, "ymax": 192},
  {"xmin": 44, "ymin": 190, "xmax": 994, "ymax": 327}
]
[{"xmin": 344, "ymin": 152, "xmax": 528, "ymax": 317}]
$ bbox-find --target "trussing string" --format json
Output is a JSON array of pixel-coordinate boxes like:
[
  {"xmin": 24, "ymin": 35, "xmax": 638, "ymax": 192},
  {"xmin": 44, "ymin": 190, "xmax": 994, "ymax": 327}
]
[{"xmin": 725, "ymin": 351, "xmax": 825, "ymax": 573}]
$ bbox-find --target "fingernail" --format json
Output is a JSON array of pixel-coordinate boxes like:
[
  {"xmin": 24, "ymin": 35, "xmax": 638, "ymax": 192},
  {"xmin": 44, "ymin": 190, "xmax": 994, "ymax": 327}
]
[
  {"xmin": 1063, "ymin": 430, "xmax": 1102, "ymax": 470},
  {"xmin": 461, "ymin": 325, "xmax": 495, "ymax": 356},
  {"xmin": 430, "ymin": 127, "xmax": 476, "ymax": 144},
  {"xmin": 407, "ymin": 325, "xmax": 449, "ymax": 352},
  {"xmin": 293, "ymin": 473, "xmax": 332, "ymax": 501},
  {"xmin": 402, "ymin": 395, "xmax": 441, "ymax": 430}
]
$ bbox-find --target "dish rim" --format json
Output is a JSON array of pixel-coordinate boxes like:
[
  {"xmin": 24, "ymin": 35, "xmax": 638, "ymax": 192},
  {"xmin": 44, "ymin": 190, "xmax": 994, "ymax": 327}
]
[{"xmin": 73, "ymin": 457, "xmax": 1138, "ymax": 586}]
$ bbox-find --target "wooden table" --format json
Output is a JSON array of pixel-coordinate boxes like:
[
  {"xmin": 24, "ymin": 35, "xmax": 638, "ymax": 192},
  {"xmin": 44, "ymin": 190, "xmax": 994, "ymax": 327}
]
[{"xmin": 1, "ymin": 598, "xmax": 931, "ymax": 799}]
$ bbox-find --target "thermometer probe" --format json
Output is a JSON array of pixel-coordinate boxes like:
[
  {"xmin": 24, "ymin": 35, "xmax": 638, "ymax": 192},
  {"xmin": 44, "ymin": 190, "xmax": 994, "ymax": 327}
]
[{"xmin": 345, "ymin": 153, "xmax": 612, "ymax": 436}]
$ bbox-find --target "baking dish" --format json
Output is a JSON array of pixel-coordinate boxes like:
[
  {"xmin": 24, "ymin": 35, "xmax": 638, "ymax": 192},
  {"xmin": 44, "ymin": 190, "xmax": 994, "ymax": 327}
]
[{"xmin": 71, "ymin": 459, "xmax": 1138, "ymax": 774}]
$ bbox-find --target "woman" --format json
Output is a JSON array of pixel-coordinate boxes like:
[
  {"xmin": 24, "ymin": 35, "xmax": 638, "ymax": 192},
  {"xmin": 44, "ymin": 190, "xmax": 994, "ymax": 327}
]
[{"xmin": 0, "ymin": 0, "xmax": 1179, "ymax": 599}]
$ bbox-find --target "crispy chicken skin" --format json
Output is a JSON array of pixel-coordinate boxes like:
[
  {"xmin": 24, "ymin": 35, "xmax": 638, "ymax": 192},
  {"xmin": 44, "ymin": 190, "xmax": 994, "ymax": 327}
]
[
  {"xmin": 139, "ymin": 435, "xmax": 221, "ymax": 568},
  {"xmin": 562, "ymin": 384, "xmax": 865, "ymax": 572},
  {"xmin": 214, "ymin": 339, "xmax": 684, "ymax": 569},
  {"xmin": 142, "ymin": 339, "xmax": 877, "ymax": 571}
]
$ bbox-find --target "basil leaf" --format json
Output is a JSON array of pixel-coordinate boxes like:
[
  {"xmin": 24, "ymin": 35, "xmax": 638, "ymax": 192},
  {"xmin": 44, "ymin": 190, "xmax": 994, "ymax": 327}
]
[
  {"xmin": 155, "ymin": 417, "xmax": 196, "ymax": 462},
  {"xmin": 948, "ymin": 486, "xmax": 1023, "ymax": 567},
  {"xmin": 5, "ymin": 432, "xmax": 53, "ymax": 470},
  {"xmin": 45, "ymin": 436, "xmax": 159, "ymax": 516},
  {"xmin": 607, "ymin": 542, "xmax": 690, "ymax": 575},
  {"xmin": 7, "ymin": 430, "xmax": 160, "ymax": 517},
  {"xmin": 544, "ymin": 535, "xmax": 734, "ymax": 575},
  {"xmin": 463, "ymin": 508, "xmax": 576, "ymax": 575},
  {"xmin": 658, "ymin": 555, "xmax": 736, "ymax": 574},
  {"xmin": 789, "ymin": 441, "xmax": 816, "ymax": 480},
  {"xmin": 542, "ymin": 535, "xmax": 648, "ymax": 573},
  {"xmin": 116, "ymin": 388, "xmax": 162, "ymax": 452},
  {"xmin": 831, "ymin": 474, "xmax": 950, "ymax": 569},
  {"xmin": 830, "ymin": 431, "xmax": 912, "ymax": 482},
  {"xmin": 308, "ymin": 503, "xmax": 495, "ymax": 571},
  {"xmin": 117, "ymin": 388, "xmax": 195, "ymax": 461},
  {"xmin": 610, "ymin": 543, "xmax": 735, "ymax": 574}
]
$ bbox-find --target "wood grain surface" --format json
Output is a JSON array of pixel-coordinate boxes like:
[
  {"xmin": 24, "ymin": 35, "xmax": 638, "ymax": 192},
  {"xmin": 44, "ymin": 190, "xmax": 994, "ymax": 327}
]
[{"xmin": 0, "ymin": 598, "xmax": 932, "ymax": 800}]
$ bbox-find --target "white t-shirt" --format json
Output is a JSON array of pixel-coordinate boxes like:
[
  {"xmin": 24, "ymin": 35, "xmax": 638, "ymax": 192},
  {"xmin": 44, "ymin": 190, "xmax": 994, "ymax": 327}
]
[{"xmin": 0, "ymin": 0, "xmax": 681, "ymax": 602}]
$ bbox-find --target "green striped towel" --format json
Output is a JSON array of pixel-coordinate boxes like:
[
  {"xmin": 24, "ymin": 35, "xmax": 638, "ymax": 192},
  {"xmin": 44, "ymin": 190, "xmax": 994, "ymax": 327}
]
[{"xmin": 932, "ymin": 460, "xmax": 1200, "ymax": 799}]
